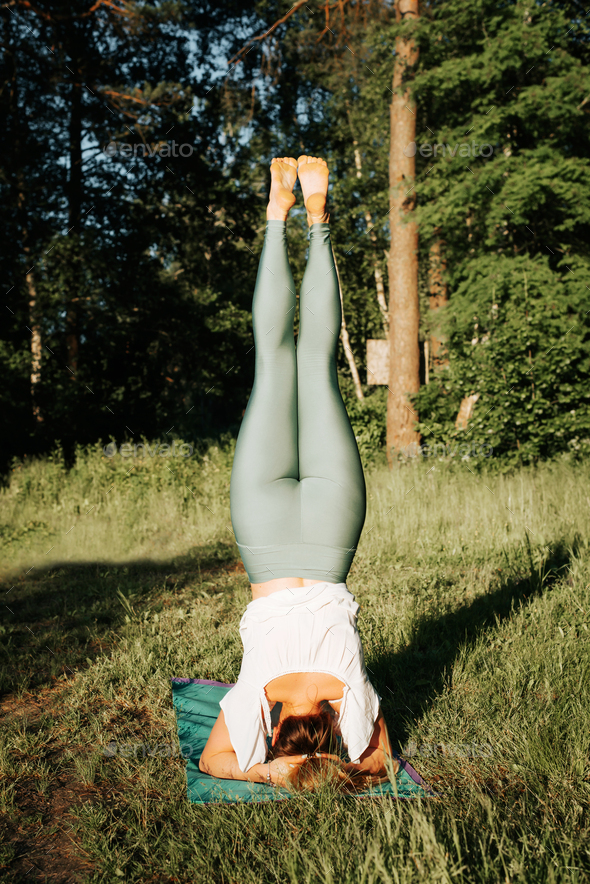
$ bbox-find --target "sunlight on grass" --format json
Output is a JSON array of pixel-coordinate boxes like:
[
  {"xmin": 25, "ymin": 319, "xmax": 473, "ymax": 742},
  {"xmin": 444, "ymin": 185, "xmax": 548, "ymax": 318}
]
[
  {"xmin": 1, "ymin": 445, "xmax": 589, "ymax": 882},
  {"xmin": 0, "ymin": 441, "xmax": 234, "ymax": 577}
]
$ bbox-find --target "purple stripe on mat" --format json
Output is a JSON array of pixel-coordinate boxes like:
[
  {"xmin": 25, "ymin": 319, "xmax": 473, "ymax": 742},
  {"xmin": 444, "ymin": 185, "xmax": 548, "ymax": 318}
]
[
  {"xmin": 171, "ymin": 677, "xmax": 234, "ymax": 688},
  {"xmin": 395, "ymin": 754, "xmax": 430, "ymax": 788}
]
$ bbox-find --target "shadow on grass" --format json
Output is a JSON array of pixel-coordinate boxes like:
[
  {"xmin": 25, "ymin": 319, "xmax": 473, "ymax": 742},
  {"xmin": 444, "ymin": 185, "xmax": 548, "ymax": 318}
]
[
  {"xmin": 0, "ymin": 530, "xmax": 576, "ymax": 738},
  {"xmin": 371, "ymin": 535, "xmax": 576, "ymax": 749},
  {"xmin": 0, "ymin": 541, "xmax": 242, "ymax": 700}
]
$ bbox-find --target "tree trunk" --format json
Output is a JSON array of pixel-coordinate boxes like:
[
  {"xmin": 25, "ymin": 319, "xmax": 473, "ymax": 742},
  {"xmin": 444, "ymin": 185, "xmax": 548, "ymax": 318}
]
[
  {"xmin": 27, "ymin": 268, "xmax": 43, "ymax": 422},
  {"xmin": 353, "ymin": 145, "xmax": 389, "ymax": 335},
  {"xmin": 66, "ymin": 69, "xmax": 83, "ymax": 376},
  {"xmin": 386, "ymin": 0, "xmax": 420, "ymax": 465},
  {"xmin": 428, "ymin": 231, "xmax": 449, "ymax": 367},
  {"xmin": 455, "ymin": 216, "xmax": 474, "ymax": 422},
  {"xmin": 6, "ymin": 11, "xmax": 43, "ymax": 422},
  {"xmin": 20, "ymin": 195, "xmax": 43, "ymax": 422},
  {"xmin": 333, "ymin": 252, "xmax": 364, "ymax": 401}
]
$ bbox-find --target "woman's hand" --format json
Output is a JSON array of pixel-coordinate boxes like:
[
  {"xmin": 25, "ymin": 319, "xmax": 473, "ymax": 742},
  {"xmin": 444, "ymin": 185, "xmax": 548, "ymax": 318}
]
[
  {"xmin": 267, "ymin": 755, "xmax": 308, "ymax": 786},
  {"xmin": 344, "ymin": 751, "xmax": 399, "ymax": 777}
]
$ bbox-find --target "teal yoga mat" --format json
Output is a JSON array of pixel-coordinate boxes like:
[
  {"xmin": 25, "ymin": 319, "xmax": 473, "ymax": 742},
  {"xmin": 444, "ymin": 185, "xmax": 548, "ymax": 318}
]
[{"xmin": 172, "ymin": 678, "xmax": 435, "ymax": 804}]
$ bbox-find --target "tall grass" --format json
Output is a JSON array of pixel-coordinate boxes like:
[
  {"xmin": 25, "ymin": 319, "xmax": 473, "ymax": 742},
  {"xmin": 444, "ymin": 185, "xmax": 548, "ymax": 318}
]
[
  {"xmin": 0, "ymin": 440, "xmax": 234, "ymax": 576},
  {"xmin": 2, "ymin": 441, "xmax": 586, "ymax": 577},
  {"xmin": 1, "ymin": 444, "xmax": 589, "ymax": 882}
]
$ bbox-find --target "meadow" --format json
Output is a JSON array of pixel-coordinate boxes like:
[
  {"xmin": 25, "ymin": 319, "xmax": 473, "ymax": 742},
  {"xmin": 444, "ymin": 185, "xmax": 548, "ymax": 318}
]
[{"xmin": 1, "ymin": 442, "xmax": 589, "ymax": 883}]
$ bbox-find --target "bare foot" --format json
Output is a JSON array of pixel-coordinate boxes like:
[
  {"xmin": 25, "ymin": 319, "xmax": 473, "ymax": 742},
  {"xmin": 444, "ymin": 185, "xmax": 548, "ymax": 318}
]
[
  {"xmin": 297, "ymin": 155, "xmax": 330, "ymax": 225},
  {"xmin": 267, "ymin": 157, "xmax": 298, "ymax": 221}
]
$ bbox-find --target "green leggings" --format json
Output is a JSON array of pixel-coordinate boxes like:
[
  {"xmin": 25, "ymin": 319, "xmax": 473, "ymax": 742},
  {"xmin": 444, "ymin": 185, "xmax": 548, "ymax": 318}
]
[{"xmin": 230, "ymin": 221, "xmax": 366, "ymax": 584}]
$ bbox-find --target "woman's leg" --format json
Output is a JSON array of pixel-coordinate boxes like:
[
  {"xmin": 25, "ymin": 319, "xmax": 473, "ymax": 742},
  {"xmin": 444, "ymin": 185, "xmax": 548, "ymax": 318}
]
[
  {"xmin": 230, "ymin": 219, "xmax": 301, "ymax": 560},
  {"xmin": 231, "ymin": 156, "xmax": 365, "ymax": 586},
  {"xmin": 296, "ymin": 158, "xmax": 366, "ymax": 561}
]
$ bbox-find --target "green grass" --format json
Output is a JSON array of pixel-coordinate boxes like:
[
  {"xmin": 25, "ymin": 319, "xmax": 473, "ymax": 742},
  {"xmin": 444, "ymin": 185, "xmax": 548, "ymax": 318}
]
[{"xmin": 1, "ymin": 443, "xmax": 589, "ymax": 882}]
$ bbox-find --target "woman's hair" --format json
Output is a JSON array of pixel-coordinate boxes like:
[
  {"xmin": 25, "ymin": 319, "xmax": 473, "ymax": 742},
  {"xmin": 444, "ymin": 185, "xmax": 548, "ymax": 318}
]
[{"xmin": 269, "ymin": 703, "xmax": 389, "ymax": 794}]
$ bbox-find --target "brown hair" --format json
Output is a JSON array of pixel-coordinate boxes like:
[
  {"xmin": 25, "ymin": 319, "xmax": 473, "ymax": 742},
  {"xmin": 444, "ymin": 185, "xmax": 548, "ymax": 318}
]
[{"xmin": 269, "ymin": 705, "xmax": 389, "ymax": 794}]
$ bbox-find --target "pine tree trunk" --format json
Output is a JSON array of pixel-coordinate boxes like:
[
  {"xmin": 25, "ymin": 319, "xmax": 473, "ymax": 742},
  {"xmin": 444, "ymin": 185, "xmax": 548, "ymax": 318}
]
[
  {"xmin": 20, "ymin": 192, "xmax": 43, "ymax": 422},
  {"xmin": 429, "ymin": 232, "xmax": 449, "ymax": 368},
  {"xmin": 66, "ymin": 70, "xmax": 82, "ymax": 376},
  {"xmin": 455, "ymin": 216, "xmax": 474, "ymax": 422},
  {"xmin": 27, "ymin": 266, "xmax": 43, "ymax": 422},
  {"xmin": 386, "ymin": 0, "xmax": 420, "ymax": 465},
  {"xmin": 7, "ymin": 11, "xmax": 43, "ymax": 423}
]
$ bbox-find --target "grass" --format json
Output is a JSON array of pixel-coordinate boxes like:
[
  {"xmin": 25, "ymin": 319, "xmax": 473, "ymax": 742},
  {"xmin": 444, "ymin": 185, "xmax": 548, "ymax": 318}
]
[{"xmin": 0, "ymin": 442, "xmax": 589, "ymax": 882}]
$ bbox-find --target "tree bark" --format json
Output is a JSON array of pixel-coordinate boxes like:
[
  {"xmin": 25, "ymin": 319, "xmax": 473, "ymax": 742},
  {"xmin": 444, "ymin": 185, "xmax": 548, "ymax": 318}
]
[
  {"xmin": 428, "ymin": 231, "xmax": 449, "ymax": 367},
  {"xmin": 455, "ymin": 216, "xmax": 474, "ymax": 422},
  {"xmin": 27, "ymin": 267, "xmax": 43, "ymax": 422},
  {"xmin": 6, "ymin": 11, "xmax": 43, "ymax": 422},
  {"xmin": 386, "ymin": 0, "xmax": 420, "ymax": 465},
  {"xmin": 66, "ymin": 68, "xmax": 83, "ymax": 376},
  {"xmin": 353, "ymin": 145, "xmax": 389, "ymax": 335}
]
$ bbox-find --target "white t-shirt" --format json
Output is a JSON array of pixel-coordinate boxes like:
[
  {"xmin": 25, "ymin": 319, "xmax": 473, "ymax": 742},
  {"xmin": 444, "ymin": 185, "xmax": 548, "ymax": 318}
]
[{"xmin": 219, "ymin": 581, "xmax": 381, "ymax": 772}]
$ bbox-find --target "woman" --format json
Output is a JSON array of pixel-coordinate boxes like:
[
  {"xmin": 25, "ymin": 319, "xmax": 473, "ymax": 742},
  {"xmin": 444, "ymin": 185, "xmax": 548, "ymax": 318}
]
[{"xmin": 199, "ymin": 156, "xmax": 398, "ymax": 791}]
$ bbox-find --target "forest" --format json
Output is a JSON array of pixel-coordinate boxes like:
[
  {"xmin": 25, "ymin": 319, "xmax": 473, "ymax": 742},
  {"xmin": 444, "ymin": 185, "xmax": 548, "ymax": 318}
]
[
  {"xmin": 2, "ymin": 0, "xmax": 589, "ymax": 474},
  {"xmin": 2, "ymin": 4, "xmax": 590, "ymax": 881}
]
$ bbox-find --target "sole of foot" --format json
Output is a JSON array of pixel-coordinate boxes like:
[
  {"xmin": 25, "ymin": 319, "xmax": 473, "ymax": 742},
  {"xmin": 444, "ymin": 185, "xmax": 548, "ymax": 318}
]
[
  {"xmin": 297, "ymin": 155, "xmax": 329, "ymax": 225},
  {"xmin": 267, "ymin": 157, "xmax": 298, "ymax": 221}
]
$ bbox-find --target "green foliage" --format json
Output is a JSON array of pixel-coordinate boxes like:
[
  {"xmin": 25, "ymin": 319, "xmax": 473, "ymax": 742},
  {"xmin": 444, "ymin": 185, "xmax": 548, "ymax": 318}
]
[
  {"xmin": 340, "ymin": 379, "xmax": 388, "ymax": 467},
  {"xmin": 2, "ymin": 0, "xmax": 590, "ymax": 472},
  {"xmin": 0, "ymin": 0, "xmax": 261, "ymax": 471},
  {"xmin": 413, "ymin": 255, "xmax": 590, "ymax": 468},
  {"xmin": 404, "ymin": 0, "xmax": 590, "ymax": 465}
]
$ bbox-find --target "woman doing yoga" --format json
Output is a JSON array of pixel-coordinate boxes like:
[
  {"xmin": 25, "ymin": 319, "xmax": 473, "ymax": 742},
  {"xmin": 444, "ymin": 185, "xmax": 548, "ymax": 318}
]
[{"xmin": 199, "ymin": 156, "xmax": 398, "ymax": 792}]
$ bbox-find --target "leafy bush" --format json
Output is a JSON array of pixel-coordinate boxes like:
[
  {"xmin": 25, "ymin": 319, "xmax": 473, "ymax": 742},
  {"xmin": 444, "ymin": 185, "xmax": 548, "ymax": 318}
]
[
  {"xmin": 340, "ymin": 379, "xmax": 387, "ymax": 467},
  {"xmin": 413, "ymin": 255, "xmax": 590, "ymax": 469}
]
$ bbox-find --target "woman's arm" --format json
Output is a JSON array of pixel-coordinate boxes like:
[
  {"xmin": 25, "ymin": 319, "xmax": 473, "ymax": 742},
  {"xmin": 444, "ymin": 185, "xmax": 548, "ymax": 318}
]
[
  {"xmin": 353, "ymin": 708, "xmax": 398, "ymax": 775},
  {"xmin": 199, "ymin": 710, "xmax": 267, "ymax": 782},
  {"xmin": 199, "ymin": 710, "xmax": 306, "ymax": 785}
]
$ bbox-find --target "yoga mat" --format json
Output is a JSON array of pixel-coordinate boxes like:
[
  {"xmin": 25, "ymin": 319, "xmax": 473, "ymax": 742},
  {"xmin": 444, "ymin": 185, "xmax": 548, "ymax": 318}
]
[{"xmin": 171, "ymin": 678, "xmax": 435, "ymax": 804}]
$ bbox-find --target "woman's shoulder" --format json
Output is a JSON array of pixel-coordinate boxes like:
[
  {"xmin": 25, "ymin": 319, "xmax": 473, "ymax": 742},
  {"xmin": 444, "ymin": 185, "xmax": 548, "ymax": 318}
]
[{"xmin": 219, "ymin": 678, "xmax": 261, "ymax": 709}]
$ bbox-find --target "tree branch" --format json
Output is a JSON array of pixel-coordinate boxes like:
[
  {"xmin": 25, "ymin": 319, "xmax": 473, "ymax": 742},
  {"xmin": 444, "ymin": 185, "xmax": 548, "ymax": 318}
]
[
  {"xmin": 227, "ymin": 0, "xmax": 355, "ymax": 67},
  {"xmin": 227, "ymin": 0, "xmax": 308, "ymax": 66},
  {"xmin": 10, "ymin": 0, "xmax": 130, "ymax": 22}
]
